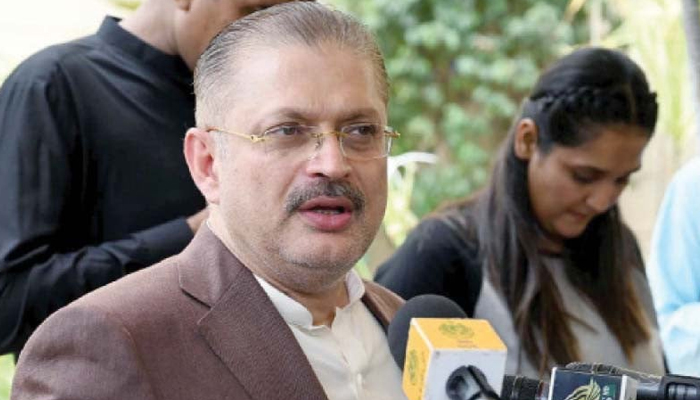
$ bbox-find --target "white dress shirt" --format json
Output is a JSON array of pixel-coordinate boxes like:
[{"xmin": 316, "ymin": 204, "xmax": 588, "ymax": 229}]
[{"xmin": 255, "ymin": 270, "xmax": 407, "ymax": 400}]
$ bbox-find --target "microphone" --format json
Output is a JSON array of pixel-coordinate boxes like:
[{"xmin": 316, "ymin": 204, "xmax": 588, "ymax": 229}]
[
  {"xmin": 501, "ymin": 375, "xmax": 549, "ymax": 400},
  {"xmin": 501, "ymin": 364, "xmax": 700, "ymax": 400},
  {"xmin": 565, "ymin": 363, "xmax": 700, "ymax": 400},
  {"xmin": 501, "ymin": 368, "xmax": 638, "ymax": 400},
  {"xmin": 388, "ymin": 294, "xmax": 508, "ymax": 400}
]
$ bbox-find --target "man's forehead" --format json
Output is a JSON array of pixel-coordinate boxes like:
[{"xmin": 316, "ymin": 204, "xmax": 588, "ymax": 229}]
[
  {"xmin": 232, "ymin": 43, "xmax": 371, "ymax": 86},
  {"xmin": 214, "ymin": 48, "xmax": 386, "ymax": 129},
  {"xmin": 243, "ymin": 0, "xmax": 314, "ymax": 8},
  {"xmin": 261, "ymin": 107, "xmax": 384, "ymax": 122}
]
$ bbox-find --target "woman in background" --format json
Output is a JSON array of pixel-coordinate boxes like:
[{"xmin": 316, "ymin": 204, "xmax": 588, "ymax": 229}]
[{"xmin": 375, "ymin": 47, "xmax": 665, "ymax": 377}]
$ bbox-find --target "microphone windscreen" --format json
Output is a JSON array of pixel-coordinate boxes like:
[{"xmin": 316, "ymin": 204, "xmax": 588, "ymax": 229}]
[
  {"xmin": 501, "ymin": 375, "xmax": 543, "ymax": 400},
  {"xmin": 387, "ymin": 294, "xmax": 467, "ymax": 370},
  {"xmin": 564, "ymin": 362, "xmax": 661, "ymax": 383}
]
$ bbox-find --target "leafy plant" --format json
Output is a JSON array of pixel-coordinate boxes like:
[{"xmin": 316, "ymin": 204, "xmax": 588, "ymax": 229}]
[
  {"xmin": 385, "ymin": 152, "xmax": 438, "ymax": 246},
  {"xmin": 108, "ymin": 0, "xmax": 141, "ymax": 11},
  {"xmin": 603, "ymin": 0, "xmax": 694, "ymax": 157},
  {"xmin": 357, "ymin": 151, "xmax": 437, "ymax": 275},
  {"xmin": 0, "ymin": 355, "xmax": 14, "ymax": 400},
  {"xmin": 329, "ymin": 0, "xmax": 591, "ymax": 216}
]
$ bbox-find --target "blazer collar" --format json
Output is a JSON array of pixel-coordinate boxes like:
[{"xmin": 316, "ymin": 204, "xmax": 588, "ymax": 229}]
[
  {"xmin": 177, "ymin": 226, "xmax": 327, "ymax": 400},
  {"xmin": 177, "ymin": 226, "xmax": 398, "ymax": 400}
]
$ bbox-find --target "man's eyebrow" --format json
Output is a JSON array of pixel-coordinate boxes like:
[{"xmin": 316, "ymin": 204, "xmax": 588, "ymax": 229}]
[
  {"xmin": 265, "ymin": 107, "xmax": 382, "ymax": 123},
  {"xmin": 337, "ymin": 108, "xmax": 382, "ymax": 122},
  {"xmin": 267, "ymin": 108, "xmax": 311, "ymax": 121}
]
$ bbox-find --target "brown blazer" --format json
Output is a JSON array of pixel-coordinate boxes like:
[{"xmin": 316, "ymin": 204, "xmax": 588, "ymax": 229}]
[{"xmin": 11, "ymin": 226, "xmax": 404, "ymax": 400}]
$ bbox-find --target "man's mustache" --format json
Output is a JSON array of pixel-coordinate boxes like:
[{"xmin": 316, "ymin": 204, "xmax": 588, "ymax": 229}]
[{"xmin": 285, "ymin": 180, "xmax": 366, "ymax": 213}]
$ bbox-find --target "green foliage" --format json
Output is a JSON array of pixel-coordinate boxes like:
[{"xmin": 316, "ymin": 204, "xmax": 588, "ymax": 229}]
[
  {"xmin": 0, "ymin": 355, "xmax": 14, "ymax": 400},
  {"xmin": 108, "ymin": 0, "xmax": 141, "ymax": 10},
  {"xmin": 356, "ymin": 153, "xmax": 436, "ymax": 272},
  {"xmin": 330, "ymin": 0, "xmax": 590, "ymax": 216},
  {"xmin": 385, "ymin": 152, "xmax": 438, "ymax": 245},
  {"xmin": 602, "ymin": 0, "xmax": 694, "ymax": 155},
  {"xmin": 385, "ymin": 161, "xmax": 422, "ymax": 245}
]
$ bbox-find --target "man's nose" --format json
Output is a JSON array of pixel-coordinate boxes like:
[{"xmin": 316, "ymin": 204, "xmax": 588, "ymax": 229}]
[{"xmin": 305, "ymin": 134, "xmax": 351, "ymax": 179}]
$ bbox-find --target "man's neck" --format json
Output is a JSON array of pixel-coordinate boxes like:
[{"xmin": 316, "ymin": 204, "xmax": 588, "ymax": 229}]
[
  {"xmin": 287, "ymin": 281, "xmax": 350, "ymax": 327},
  {"xmin": 207, "ymin": 217, "xmax": 351, "ymax": 327},
  {"xmin": 119, "ymin": 1, "xmax": 176, "ymax": 56}
]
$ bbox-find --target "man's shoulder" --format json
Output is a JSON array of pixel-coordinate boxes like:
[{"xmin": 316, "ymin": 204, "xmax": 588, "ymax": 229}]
[
  {"xmin": 4, "ymin": 34, "xmax": 100, "ymax": 86},
  {"xmin": 69, "ymin": 254, "xmax": 190, "ymax": 320}
]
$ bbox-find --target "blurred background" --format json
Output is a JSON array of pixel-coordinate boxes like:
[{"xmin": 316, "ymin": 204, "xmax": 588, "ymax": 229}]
[{"xmin": 1, "ymin": 0, "xmax": 697, "ymax": 397}]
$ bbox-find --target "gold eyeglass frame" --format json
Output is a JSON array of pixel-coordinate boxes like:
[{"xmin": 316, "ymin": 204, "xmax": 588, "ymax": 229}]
[{"xmin": 206, "ymin": 125, "xmax": 401, "ymax": 160}]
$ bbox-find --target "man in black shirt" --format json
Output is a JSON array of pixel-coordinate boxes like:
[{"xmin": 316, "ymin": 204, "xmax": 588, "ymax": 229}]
[{"xmin": 0, "ymin": 0, "xmax": 291, "ymax": 354}]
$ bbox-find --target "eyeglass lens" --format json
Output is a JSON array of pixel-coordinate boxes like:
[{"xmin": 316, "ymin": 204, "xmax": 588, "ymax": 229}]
[{"xmin": 261, "ymin": 125, "xmax": 391, "ymax": 160}]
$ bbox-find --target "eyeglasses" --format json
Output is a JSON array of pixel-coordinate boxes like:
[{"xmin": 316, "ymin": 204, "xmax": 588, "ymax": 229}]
[{"xmin": 207, "ymin": 123, "xmax": 400, "ymax": 161}]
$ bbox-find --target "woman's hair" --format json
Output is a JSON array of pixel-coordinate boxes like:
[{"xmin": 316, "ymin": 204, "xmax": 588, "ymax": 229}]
[{"xmin": 445, "ymin": 47, "xmax": 658, "ymax": 372}]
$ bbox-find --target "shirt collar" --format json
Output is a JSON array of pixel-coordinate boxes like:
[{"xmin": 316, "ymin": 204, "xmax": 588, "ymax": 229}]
[
  {"xmin": 96, "ymin": 16, "xmax": 192, "ymax": 86},
  {"xmin": 255, "ymin": 270, "xmax": 366, "ymax": 330}
]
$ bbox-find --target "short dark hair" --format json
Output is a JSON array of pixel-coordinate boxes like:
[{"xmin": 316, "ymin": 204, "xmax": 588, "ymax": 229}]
[{"xmin": 194, "ymin": 1, "xmax": 388, "ymax": 127}]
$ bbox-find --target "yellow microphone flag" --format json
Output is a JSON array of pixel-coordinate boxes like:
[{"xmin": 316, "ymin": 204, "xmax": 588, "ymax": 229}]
[{"xmin": 402, "ymin": 318, "xmax": 507, "ymax": 400}]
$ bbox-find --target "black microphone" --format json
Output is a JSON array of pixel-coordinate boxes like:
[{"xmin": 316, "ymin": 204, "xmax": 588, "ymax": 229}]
[
  {"xmin": 566, "ymin": 363, "xmax": 700, "ymax": 400},
  {"xmin": 501, "ymin": 375, "xmax": 549, "ymax": 400},
  {"xmin": 500, "ymin": 364, "xmax": 700, "ymax": 400},
  {"xmin": 388, "ymin": 294, "xmax": 468, "ymax": 370},
  {"xmin": 502, "ymin": 368, "xmax": 638, "ymax": 400},
  {"xmin": 388, "ymin": 294, "xmax": 507, "ymax": 400}
]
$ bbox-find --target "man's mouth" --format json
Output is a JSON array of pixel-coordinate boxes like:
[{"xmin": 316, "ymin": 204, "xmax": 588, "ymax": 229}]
[
  {"xmin": 285, "ymin": 180, "xmax": 365, "ymax": 215},
  {"xmin": 310, "ymin": 208, "xmax": 345, "ymax": 215},
  {"xmin": 296, "ymin": 196, "xmax": 355, "ymax": 231},
  {"xmin": 298, "ymin": 197, "xmax": 354, "ymax": 214}
]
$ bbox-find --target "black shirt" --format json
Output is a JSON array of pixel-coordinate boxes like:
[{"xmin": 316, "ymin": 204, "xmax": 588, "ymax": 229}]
[
  {"xmin": 374, "ymin": 217, "xmax": 483, "ymax": 316},
  {"xmin": 0, "ymin": 17, "xmax": 205, "ymax": 353}
]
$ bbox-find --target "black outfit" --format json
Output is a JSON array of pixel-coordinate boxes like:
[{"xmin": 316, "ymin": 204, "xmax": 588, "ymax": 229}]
[
  {"xmin": 0, "ymin": 17, "xmax": 205, "ymax": 354},
  {"xmin": 374, "ymin": 217, "xmax": 482, "ymax": 316},
  {"xmin": 375, "ymin": 213, "xmax": 666, "ymax": 376}
]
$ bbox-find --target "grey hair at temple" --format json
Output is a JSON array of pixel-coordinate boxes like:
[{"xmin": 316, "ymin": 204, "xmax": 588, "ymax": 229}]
[{"xmin": 193, "ymin": 1, "xmax": 389, "ymax": 128}]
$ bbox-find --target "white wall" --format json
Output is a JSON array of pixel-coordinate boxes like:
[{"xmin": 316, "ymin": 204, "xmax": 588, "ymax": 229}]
[{"xmin": 0, "ymin": 0, "xmax": 129, "ymax": 78}]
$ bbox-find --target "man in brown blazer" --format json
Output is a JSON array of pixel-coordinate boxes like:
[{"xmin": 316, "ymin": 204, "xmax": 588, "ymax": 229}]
[{"xmin": 11, "ymin": 3, "xmax": 407, "ymax": 399}]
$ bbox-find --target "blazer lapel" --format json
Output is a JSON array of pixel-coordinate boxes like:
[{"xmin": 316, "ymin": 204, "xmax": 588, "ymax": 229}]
[
  {"xmin": 361, "ymin": 280, "xmax": 404, "ymax": 332},
  {"xmin": 179, "ymin": 227, "xmax": 328, "ymax": 400}
]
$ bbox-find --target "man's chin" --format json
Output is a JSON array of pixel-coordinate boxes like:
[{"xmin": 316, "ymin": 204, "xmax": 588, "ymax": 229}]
[
  {"xmin": 276, "ymin": 257, "xmax": 357, "ymax": 294},
  {"xmin": 286, "ymin": 251, "xmax": 360, "ymax": 271},
  {"xmin": 278, "ymin": 225, "xmax": 374, "ymax": 270}
]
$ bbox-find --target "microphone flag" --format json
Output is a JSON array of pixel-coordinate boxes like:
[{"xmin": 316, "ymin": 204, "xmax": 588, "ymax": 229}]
[
  {"xmin": 548, "ymin": 368, "xmax": 638, "ymax": 400},
  {"xmin": 402, "ymin": 318, "xmax": 507, "ymax": 400}
]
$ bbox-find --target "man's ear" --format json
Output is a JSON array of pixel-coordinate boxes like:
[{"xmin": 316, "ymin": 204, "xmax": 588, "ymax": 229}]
[
  {"xmin": 513, "ymin": 118, "xmax": 539, "ymax": 161},
  {"xmin": 184, "ymin": 127, "xmax": 220, "ymax": 204},
  {"xmin": 173, "ymin": 0, "xmax": 192, "ymax": 11}
]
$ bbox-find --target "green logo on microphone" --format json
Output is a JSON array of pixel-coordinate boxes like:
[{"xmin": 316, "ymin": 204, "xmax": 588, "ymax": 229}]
[
  {"xmin": 439, "ymin": 321, "xmax": 474, "ymax": 339},
  {"xmin": 407, "ymin": 349, "xmax": 418, "ymax": 385}
]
